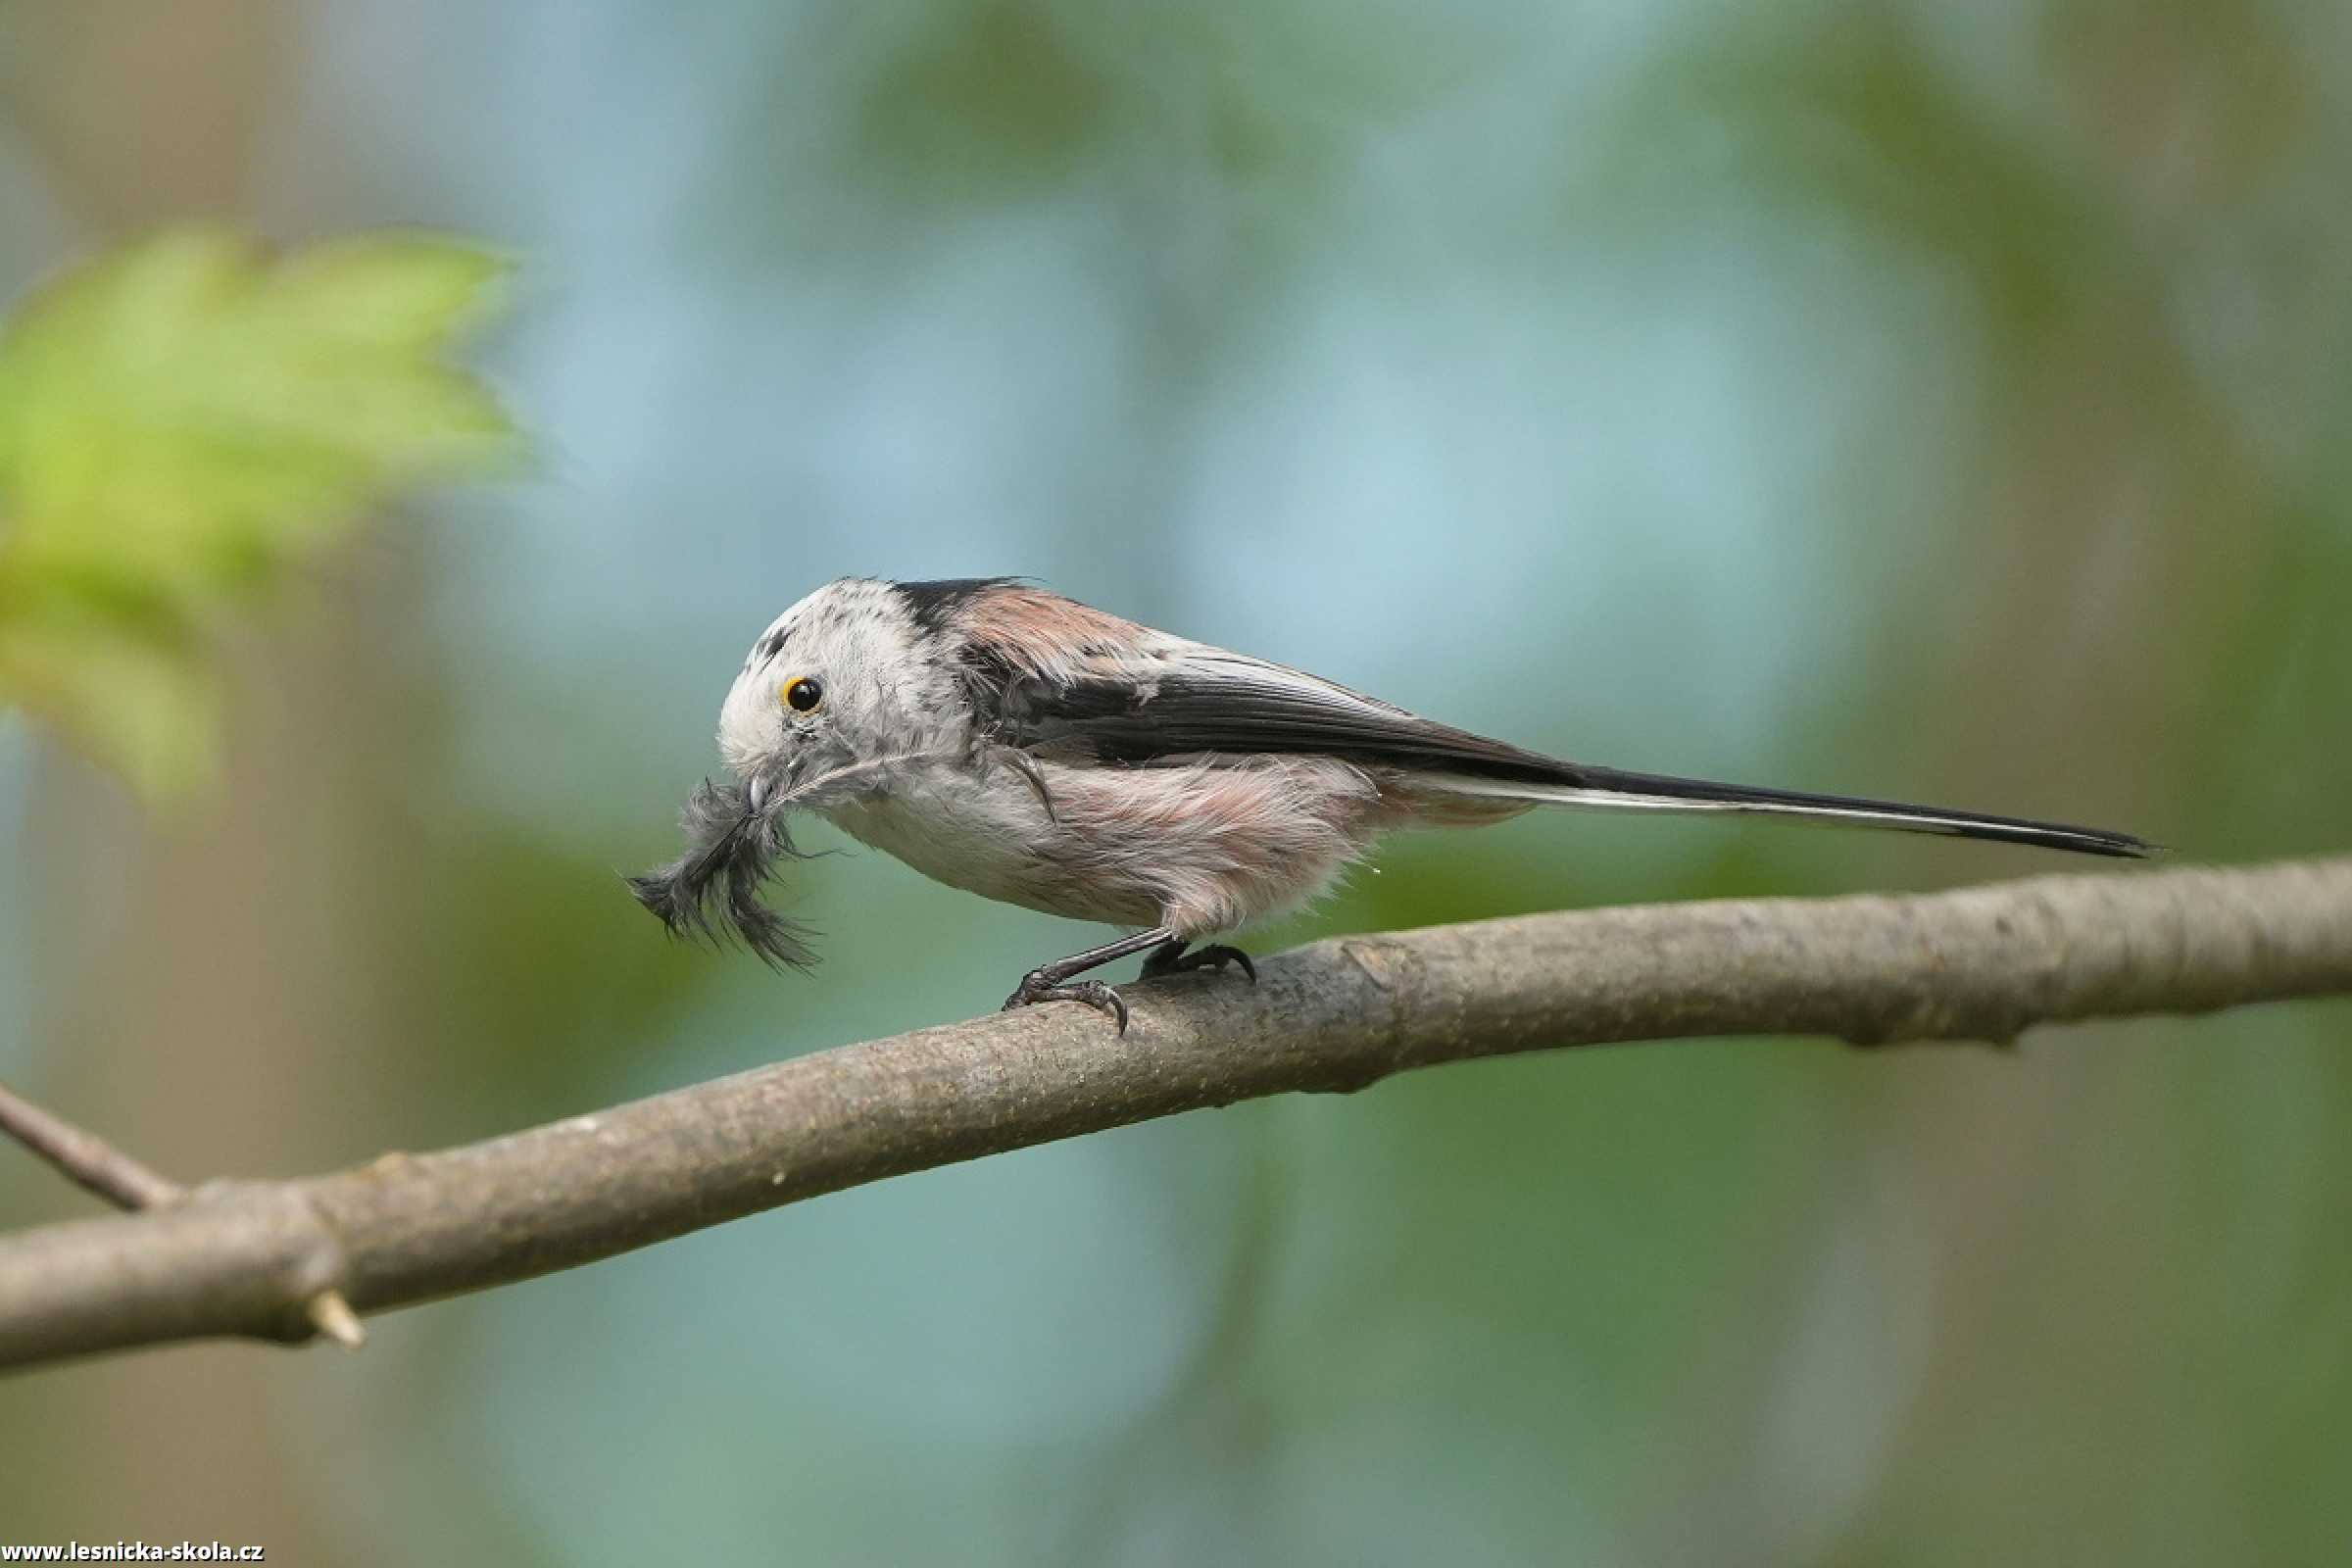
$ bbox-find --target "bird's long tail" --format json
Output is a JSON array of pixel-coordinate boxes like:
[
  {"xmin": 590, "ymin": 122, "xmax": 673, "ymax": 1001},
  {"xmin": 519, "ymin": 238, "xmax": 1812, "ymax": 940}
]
[{"xmin": 1427, "ymin": 764, "xmax": 2153, "ymax": 858}]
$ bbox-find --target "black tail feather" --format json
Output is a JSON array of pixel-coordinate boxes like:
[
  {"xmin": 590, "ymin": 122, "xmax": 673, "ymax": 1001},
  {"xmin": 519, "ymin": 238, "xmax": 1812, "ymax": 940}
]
[{"xmin": 1554, "ymin": 763, "xmax": 2156, "ymax": 858}]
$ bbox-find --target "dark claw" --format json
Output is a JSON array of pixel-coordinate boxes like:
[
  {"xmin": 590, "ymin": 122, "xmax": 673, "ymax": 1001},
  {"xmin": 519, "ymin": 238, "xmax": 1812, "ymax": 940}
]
[
  {"xmin": 1196, "ymin": 945, "xmax": 1257, "ymax": 983},
  {"xmin": 1003, "ymin": 974, "xmax": 1130, "ymax": 1034},
  {"xmin": 1141, "ymin": 941, "xmax": 1256, "ymax": 984}
]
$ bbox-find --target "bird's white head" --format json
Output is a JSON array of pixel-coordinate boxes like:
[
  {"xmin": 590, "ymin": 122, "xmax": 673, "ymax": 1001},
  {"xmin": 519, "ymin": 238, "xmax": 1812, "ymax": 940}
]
[
  {"xmin": 631, "ymin": 577, "xmax": 976, "ymax": 968},
  {"xmin": 716, "ymin": 577, "xmax": 968, "ymax": 811}
]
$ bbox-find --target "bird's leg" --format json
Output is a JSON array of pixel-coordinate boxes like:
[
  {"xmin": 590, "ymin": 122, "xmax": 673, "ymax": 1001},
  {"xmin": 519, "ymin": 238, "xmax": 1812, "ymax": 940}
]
[
  {"xmin": 1002, "ymin": 926, "xmax": 1177, "ymax": 1034},
  {"xmin": 1140, "ymin": 939, "xmax": 1256, "ymax": 984}
]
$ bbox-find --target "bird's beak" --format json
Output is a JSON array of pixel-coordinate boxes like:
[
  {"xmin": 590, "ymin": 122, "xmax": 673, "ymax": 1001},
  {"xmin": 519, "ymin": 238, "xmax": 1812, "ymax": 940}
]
[{"xmin": 747, "ymin": 772, "xmax": 772, "ymax": 814}]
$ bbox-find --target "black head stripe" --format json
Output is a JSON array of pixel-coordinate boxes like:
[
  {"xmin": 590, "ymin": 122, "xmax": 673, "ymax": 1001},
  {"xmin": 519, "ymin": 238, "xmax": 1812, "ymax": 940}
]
[
  {"xmin": 889, "ymin": 578, "xmax": 1037, "ymax": 731},
  {"xmin": 891, "ymin": 577, "xmax": 1024, "ymax": 640}
]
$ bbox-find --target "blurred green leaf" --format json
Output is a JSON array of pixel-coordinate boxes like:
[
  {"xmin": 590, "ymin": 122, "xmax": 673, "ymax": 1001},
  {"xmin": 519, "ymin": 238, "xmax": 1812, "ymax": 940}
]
[{"xmin": 0, "ymin": 228, "xmax": 514, "ymax": 802}]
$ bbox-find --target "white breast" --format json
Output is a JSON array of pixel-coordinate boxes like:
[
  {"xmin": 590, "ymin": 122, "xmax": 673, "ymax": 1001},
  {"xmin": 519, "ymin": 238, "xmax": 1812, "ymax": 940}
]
[
  {"xmin": 821, "ymin": 760, "xmax": 1163, "ymax": 927},
  {"xmin": 822, "ymin": 754, "xmax": 1385, "ymax": 937}
]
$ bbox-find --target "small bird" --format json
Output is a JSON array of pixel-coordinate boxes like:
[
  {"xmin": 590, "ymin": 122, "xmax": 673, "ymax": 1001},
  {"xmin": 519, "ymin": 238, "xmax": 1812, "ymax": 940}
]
[{"xmin": 632, "ymin": 577, "xmax": 2150, "ymax": 1029}]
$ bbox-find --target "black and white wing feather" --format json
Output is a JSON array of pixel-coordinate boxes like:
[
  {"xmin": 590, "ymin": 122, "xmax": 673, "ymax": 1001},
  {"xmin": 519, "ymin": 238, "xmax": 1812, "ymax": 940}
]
[{"xmin": 960, "ymin": 619, "xmax": 2150, "ymax": 859}]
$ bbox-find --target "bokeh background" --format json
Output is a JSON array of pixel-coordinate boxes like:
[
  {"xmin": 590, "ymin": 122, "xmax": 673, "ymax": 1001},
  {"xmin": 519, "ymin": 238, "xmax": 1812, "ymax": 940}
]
[{"xmin": 2, "ymin": 1, "xmax": 2348, "ymax": 1561}]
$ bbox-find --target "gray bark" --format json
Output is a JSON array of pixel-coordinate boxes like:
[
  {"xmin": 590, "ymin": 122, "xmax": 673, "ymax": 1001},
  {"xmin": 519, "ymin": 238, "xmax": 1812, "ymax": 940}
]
[{"xmin": 2, "ymin": 856, "xmax": 2346, "ymax": 1374}]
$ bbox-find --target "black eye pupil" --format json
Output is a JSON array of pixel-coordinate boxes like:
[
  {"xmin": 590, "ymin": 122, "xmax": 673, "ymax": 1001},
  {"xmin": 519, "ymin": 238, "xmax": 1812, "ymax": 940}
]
[{"xmin": 788, "ymin": 678, "xmax": 822, "ymax": 711}]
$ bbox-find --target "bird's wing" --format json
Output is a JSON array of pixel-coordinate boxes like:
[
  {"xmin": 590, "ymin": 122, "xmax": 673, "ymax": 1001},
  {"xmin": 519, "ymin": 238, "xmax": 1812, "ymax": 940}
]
[
  {"xmin": 943, "ymin": 583, "xmax": 2150, "ymax": 858},
  {"xmin": 971, "ymin": 632, "xmax": 1575, "ymax": 784},
  {"xmin": 904, "ymin": 579, "xmax": 1447, "ymax": 768}
]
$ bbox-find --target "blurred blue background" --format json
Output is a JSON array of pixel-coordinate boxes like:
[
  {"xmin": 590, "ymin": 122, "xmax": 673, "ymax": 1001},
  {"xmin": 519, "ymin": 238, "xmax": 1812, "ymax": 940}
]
[{"xmin": 2, "ymin": 1, "xmax": 2348, "ymax": 1561}]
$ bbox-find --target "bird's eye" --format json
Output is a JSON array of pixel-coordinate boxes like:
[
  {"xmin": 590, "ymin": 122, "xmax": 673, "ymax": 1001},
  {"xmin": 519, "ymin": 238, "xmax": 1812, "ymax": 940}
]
[{"xmin": 782, "ymin": 677, "xmax": 823, "ymax": 712}]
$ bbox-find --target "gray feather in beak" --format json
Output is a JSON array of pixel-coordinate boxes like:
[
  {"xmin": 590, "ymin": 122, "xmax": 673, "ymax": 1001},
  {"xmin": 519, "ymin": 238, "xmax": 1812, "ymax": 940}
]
[{"xmin": 627, "ymin": 777, "xmax": 817, "ymax": 969}]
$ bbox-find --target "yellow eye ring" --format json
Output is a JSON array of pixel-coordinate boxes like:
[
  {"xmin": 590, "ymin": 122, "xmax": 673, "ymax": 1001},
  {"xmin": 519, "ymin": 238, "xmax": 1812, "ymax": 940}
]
[{"xmin": 781, "ymin": 677, "xmax": 822, "ymax": 712}]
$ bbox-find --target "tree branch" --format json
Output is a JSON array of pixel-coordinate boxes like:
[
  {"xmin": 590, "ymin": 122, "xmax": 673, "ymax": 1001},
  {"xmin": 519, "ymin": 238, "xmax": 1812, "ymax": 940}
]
[
  {"xmin": 0, "ymin": 1080, "xmax": 184, "ymax": 1211},
  {"xmin": 2, "ymin": 856, "xmax": 2346, "ymax": 1374},
  {"xmin": 0, "ymin": 1080, "xmax": 368, "ymax": 1350}
]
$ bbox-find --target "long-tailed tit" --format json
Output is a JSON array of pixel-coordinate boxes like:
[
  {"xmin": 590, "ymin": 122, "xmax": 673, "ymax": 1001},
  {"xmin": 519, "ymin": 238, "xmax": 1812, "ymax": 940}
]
[{"xmin": 631, "ymin": 577, "xmax": 2149, "ymax": 1029}]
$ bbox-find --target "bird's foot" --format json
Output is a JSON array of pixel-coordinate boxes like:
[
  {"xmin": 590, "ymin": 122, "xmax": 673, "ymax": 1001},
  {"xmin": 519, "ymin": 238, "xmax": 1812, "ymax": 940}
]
[
  {"xmin": 1002, "ymin": 973, "xmax": 1130, "ymax": 1034},
  {"xmin": 1141, "ymin": 941, "xmax": 1256, "ymax": 983}
]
